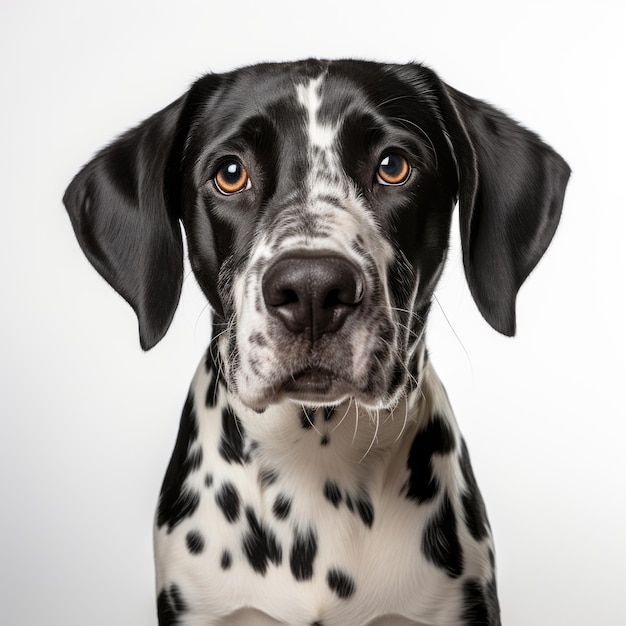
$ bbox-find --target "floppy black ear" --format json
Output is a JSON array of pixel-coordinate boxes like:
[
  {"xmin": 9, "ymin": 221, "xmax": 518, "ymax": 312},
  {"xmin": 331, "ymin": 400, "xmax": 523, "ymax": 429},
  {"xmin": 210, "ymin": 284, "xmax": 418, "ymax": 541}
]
[
  {"xmin": 435, "ymin": 82, "xmax": 570, "ymax": 335},
  {"xmin": 63, "ymin": 96, "xmax": 187, "ymax": 350}
]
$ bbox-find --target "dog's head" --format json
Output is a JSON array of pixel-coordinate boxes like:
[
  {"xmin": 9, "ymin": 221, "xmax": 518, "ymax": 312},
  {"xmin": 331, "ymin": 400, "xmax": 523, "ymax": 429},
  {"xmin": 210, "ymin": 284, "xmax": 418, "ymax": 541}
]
[{"xmin": 64, "ymin": 60, "xmax": 569, "ymax": 410}]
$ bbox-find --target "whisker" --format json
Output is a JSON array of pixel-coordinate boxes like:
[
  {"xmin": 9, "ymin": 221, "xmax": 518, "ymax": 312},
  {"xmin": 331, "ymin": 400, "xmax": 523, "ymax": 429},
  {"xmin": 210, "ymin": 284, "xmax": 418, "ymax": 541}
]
[
  {"xmin": 433, "ymin": 294, "xmax": 473, "ymax": 376},
  {"xmin": 358, "ymin": 408, "xmax": 380, "ymax": 463},
  {"xmin": 352, "ymin": 402, "xmax": 360, "ymax": 446},
  {"xmin": 332, "ymin": 397, "xmax": 353, "ymax": 433},
  {"xmin": 300, "ymin": 404, "xmax": 323, "ymax": 436}
]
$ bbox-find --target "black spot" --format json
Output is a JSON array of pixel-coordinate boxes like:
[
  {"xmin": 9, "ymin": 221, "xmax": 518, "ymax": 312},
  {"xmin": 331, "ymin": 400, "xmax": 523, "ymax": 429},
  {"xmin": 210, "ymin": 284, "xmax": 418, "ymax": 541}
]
[
  {"xmin": 460, "ymin": 439, "xmax": 490, "ymax": 541},
  {"xmin": 157, "ymin": 394, "xmax": 201, "ymax": 531},
  {"xmin": 186, "ymin": 447, "xmax": 203, "ymax": 472},
  {"xmin": 169, "ymin": 585, "xmax": 186, "ymax": 613},
  {"xmin": 345, "ymin": 495, "xmax": 354, "ymax": 513},
  {"xmin": 272, "ymin": 494, "xmax": 292, "ymax": 520},
  {"xmin": 316, "ymin": 193, "xmax": 343, "ymax": 208},
  {"xmin": 221, "ymin": 549, "xmax": 232, "ymax": 570},
  {"xmin": 219, "ymin": 406, "xmax": 246, "ymax": 464},
  {"xmin": 215, "ymin": 482, "xmax": 241, "ymax": 523},
  {"xmin": 243, "ymin": 440, "xmax": 259, "ymax": 463},
  {"xmin": 205, "ymin": 473, "xmax": 214, "ymax": 489},
  {"xmin": 326, "ymin": 568, "xmax": 355, "ymax": 599},
  {"xmin": 185, "ymin": 530, "xmax": 205, "ymax": 555},
  {"xmin": 355, "ymin": 493, "xmax": 374, "ymax": 528},
  {"xmin": 249, "ymin": 332, "xmax": 267, "ymax": 347},
  {"xmin": 290, "ymin": 527, "xmax": 318, "ymax": 581},
  {"xmin": 422, "ymin": 494, "xmax": 464, "ymax": 579},
  {"xmin": 323, "ymin": 481, "xmax": 342, "ymax": 507},
  {"xmin": 404, "ymin": 413, "xmax": 456, "ymax": 505},
  {"xmin": 157, "ymin": 489, "xmax": 200, "ymax": 533},
  {"xmin": 461, "ymin": 578, "xmax": 501, "ymax": 625},
  {"xmin": 241, "ymin": 507, "xmax": 282, "ymax": 575},
  {"xmin": 323, "ymin": 406, "xmax": 335, "ymax": 422},
  {"xmin": 157, "ymin": 583, "xmax": 188, "ymax": 625},
  {"xmin": 249, "ymin": 356, "xmax": 263, "ymax": 376},
  {"xmin": 320, "ymin": 434, "xmax": 330, "ymax": 446},
  {"xmin": 300, "ymin": 407, "xmax": 316, "ymax": 429},
  {"xmin": 259, "ymin": 468, "xmax": 278, "ymax": 487}
]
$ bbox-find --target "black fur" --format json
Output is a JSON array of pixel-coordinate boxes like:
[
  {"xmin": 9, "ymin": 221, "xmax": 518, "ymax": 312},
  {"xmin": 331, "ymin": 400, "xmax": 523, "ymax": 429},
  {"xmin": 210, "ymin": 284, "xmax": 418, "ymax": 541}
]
[
  {"xmin": 404, "ymin": 413, "xmax": 456, "ymax": 504},
  {"xmin": 156, "ymin": 394, "xmax": 200, "ymax": 531}
]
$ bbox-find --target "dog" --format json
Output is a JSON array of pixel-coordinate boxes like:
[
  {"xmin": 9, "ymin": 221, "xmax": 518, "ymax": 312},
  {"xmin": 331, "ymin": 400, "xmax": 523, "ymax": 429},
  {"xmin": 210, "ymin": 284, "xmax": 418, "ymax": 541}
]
[{"xmin": 64, "ymin": 59, "xmax": 569, "ymax": 625}]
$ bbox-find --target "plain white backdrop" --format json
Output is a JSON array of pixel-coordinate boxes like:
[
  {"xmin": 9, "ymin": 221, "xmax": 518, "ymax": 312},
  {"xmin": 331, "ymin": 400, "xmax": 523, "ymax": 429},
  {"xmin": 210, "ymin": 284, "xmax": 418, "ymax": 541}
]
[{"xmin": 1, "ymin": 0, "xmax": 625, "ymax": 624}]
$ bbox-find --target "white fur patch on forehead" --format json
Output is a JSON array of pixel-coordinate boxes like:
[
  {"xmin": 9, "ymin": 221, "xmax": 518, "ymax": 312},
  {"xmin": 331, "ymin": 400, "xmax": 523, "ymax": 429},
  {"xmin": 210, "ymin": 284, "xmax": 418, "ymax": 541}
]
[{"xmin": 296, "ymin": 75, "xmax": 338, "ymax": 151}]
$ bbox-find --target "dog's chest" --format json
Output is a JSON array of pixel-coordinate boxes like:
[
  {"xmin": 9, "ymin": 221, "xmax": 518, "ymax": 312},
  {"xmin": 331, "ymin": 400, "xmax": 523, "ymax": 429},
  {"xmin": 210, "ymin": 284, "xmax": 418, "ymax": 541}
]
[{"xmin": 153, "ymin": 361, "xmax": 482, "ymax": 625}]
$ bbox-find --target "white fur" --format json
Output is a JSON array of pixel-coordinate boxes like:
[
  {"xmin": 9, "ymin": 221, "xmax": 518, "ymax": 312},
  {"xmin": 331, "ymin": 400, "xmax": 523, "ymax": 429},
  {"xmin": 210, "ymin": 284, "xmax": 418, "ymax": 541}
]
[{"xmin": 297, "ymin": 75, "xmax": 338, "ymax": 152}]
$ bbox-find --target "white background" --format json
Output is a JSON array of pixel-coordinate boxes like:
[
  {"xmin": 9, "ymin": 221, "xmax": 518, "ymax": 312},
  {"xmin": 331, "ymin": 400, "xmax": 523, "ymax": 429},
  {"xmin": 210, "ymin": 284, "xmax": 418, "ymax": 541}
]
[{"xmin": 1, "ymin": 1, "xmax": 625, "ymax": 624}]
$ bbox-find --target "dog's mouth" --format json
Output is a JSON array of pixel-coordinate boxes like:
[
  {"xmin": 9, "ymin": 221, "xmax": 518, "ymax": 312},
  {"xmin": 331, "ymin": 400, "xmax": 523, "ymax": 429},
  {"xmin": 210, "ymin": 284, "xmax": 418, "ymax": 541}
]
[
  {"xmin": 284, "ymin": 366, "xmax": 335, "ymax": 393},
  {"xmin": 280, "ymin": 366, "xmax": 351, "ymax": 403}
]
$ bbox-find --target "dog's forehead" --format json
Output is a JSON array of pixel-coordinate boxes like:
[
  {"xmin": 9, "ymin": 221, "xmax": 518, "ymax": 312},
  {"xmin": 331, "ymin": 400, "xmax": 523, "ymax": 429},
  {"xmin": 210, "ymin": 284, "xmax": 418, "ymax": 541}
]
[
  {"xmin": 202, "ymin": 61, "xmax": 402, "ymax": 141},
  {"xmin": 228, "ymin": 60, "xmax": 384, "ymax": 105}
]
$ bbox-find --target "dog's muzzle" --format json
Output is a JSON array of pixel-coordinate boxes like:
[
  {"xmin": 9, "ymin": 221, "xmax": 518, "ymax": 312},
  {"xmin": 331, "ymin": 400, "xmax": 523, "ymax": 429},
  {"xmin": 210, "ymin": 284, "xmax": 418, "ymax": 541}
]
[{"xmin": 259, "ymin": 250, "xmax": 366, "ymax": 400}]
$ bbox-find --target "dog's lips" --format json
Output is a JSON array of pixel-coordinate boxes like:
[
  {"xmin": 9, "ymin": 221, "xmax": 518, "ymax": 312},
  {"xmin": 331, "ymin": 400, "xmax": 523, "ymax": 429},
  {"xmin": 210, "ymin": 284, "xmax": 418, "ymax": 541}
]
[
  {"xmin": 284, "ymin": 367, "xmax": 335, "ymax": 393},
  {"xmin": 236, "ymin": 358, "xmax": 358, "ymax": 410},
  {"xmin": 281, "ymin": 366, "xmax": 350, "ymax": 402}
]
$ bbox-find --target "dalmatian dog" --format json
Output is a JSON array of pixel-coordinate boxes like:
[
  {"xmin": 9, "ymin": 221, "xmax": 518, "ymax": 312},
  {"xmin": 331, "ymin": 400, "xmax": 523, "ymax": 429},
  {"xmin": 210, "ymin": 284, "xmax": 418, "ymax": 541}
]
[{"xmin": 64, "ymin": 59, "xmax": 569, "ymax": 625}]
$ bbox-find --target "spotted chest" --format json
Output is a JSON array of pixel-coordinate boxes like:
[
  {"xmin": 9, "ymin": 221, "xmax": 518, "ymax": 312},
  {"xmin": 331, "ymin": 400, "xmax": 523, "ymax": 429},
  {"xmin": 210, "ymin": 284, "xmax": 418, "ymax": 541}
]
[{"xmin": 153, "ymin": 346, "xmax": 499, "ymax": 626}]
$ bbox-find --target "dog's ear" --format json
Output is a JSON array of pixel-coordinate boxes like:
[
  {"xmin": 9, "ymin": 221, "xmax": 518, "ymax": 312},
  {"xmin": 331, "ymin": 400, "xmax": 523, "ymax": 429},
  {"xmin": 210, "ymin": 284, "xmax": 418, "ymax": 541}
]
[
  {"xmin": 64, "ymin": 96, "xmax": 189, "ymax": 350},
  {"xmin": 433, "ymin": 81, "xmax": 570, "ymax": 335}
]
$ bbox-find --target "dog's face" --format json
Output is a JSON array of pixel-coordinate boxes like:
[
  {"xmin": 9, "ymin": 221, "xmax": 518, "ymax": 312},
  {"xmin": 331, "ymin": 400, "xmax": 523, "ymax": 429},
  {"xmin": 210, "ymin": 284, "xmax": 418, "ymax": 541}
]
[
  {"xmin": 64, "ymin": 60, "xmax": 569, "ymax": 410},
  {"xmin": 181, "ymin": 63, "xmax": 459, "ymax": 410}
]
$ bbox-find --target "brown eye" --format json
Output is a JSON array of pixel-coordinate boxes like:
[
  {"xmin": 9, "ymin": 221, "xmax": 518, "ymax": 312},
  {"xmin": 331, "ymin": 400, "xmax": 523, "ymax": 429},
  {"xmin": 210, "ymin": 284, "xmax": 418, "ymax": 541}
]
[
  {"xmin": 214, "ymin": 160, "xmax": 250, "ymax": 195},
  {"xmin": 377, "ymin": 154, "xmax": 411, "ymax": 186}
]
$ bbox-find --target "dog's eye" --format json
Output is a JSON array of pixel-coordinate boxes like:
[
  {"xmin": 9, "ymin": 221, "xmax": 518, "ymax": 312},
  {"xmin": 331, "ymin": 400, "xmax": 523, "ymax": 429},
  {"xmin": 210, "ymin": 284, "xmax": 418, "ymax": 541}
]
[
  {"xmin": 377, "ymin": 154, "xmax": 411, "ymax": 186},
  {"xmin": 214, "ymin": 161, "xmax": 251, "ymax": 195}
]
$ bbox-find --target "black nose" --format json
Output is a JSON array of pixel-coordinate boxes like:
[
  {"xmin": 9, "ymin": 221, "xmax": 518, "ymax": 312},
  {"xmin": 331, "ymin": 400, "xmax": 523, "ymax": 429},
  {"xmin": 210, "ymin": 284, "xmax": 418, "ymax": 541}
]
[{"xmin": 262, "ymin": 253, "xmax": 364, "ymax": 342}]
